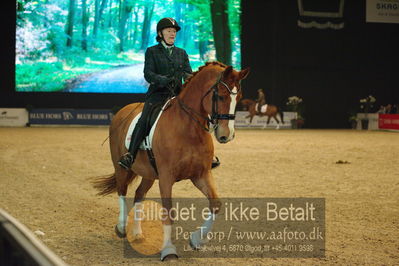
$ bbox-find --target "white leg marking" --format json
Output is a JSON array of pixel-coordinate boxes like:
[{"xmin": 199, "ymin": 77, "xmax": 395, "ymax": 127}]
[
  {"xmin": 117, "ymin": 196, "xmax": 127, "ymax": 233},
  {"xmin": 190, "ymin": 213, "xmax": 217, "ymax": 248},
  {"xmin": 132, "ymin": 202, "xmax": 143, "ymax": 236},
  {"xmin": 160, "ymin": 224, "xmax": 177, "ymax": 260},
  {"xmin": 162, "ymin": 224, "xmax": 173, "ymax": 249}
]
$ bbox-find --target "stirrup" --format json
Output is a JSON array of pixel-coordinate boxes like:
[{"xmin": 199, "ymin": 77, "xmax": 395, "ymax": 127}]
[{"xmin": 118, "ymin": 153, "xmax": 133, "ymax": 170}]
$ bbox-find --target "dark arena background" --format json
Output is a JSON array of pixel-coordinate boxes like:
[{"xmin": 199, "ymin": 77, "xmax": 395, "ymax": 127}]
[
  {"xmin": 1, "ymin": 0, "xmax": 398, "ymax": 265},
  {"xmin": 1, "ymin": 0, "xmax": 399, "ymax": 127}
]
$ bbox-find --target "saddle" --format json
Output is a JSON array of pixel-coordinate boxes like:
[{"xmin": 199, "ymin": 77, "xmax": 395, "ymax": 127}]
[
  {"xmin": 125, "ymin": 99, "xmax": 172, "ymax": 150},
  {"xmin": 124, "ymin": 99, "xmax": 172, "ymax": 174},
  {"xmin": 255, "ymin": 103, "xmax": 268, "ymax": 113}
]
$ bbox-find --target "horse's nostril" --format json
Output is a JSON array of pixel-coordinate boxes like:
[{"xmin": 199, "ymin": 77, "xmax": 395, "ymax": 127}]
[{"xmin": 220, "ymin": 136, "xmax": 227, "ymax": 142}]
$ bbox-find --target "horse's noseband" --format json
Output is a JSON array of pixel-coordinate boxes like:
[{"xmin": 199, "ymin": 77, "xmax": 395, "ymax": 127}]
[{"xmin": 209, "ymin": 80, "xmax": 239, "ymax": 124}]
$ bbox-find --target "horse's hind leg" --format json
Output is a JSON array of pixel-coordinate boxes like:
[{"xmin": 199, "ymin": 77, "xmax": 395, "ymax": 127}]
[
  {"xmin": 130, "ymin": 178, "xmax": 155, "ymax": 240},
  {"xmin": 189, "ymin": 172, "xmax": 221, "ymax": 249},
  {"xmin": 264, "ymin": 116, "xmax": 272, "ymax": 129},
  {"xmin": 245, "ymin": 114, "xmax": 253, "ymax": 125},
  {"xmin": 273, "ymin": 115, "xmax": 280, "ymax": 129},
  {"xmin": 115, "ymin": 169, "xmax": 136, "ymax": 238}
]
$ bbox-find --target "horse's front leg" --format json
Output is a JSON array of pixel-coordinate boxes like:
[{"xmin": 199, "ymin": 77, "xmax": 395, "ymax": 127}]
[
  {"xmin": 189, "ymin": 172, "xmax": 221, "ymax": 249},
  {"xmin": 249, "ymin": 116, "xmax": 254, "ymax": 124},
  {"xmin": 158, "ymin": 176, "xmax": 178, "ymax": 261},
  {"xmin": 130, "ymin": 178, "xmax": 154, "ymax": 240}
]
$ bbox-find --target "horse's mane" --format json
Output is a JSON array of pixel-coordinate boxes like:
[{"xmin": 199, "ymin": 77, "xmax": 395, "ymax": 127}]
[{"xmin": 182, "ymin": 61, "xmax": 227, "ymax": 90}]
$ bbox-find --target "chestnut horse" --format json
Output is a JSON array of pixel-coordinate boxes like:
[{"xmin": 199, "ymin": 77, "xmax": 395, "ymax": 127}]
[
  {"xmin": 93, "ymin": 62, "xmax": 249, "ymax": 260},
  {"xmin": 240, "ymin": 99, "xmax": 284, "ymax": 128}
]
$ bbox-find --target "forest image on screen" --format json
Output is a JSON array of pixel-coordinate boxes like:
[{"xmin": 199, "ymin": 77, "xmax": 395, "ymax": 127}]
[{"xmin": 16, "ymin": 0, "xmax": 241, "ymax": 93}]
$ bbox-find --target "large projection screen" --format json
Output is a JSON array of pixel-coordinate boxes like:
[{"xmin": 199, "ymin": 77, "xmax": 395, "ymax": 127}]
[{"xmin": 16, "ymin": 0, "xmax": 241, "ymax": 94}]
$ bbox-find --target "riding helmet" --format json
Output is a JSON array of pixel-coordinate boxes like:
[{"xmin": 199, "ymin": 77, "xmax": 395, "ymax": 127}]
[{"xmin": 156, "ymin": 18, "xmax": 181, "ymax": 33}]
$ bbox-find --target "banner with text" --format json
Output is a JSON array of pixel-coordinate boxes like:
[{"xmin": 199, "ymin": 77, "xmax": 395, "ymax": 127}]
[
  {"xmin": 378, "ymin": 114, "xmax": 399, "ymax": 130},
  {"xmin": 122, "ymin": 198, "xmax": 325, "ymax": 259},
  {"xmin": 366, "ymin": 0, "xmax": 399, "ymax": 23},
  {"xmin": 29, "ymin": 109, "xmax": 113, "ymax": 125}
]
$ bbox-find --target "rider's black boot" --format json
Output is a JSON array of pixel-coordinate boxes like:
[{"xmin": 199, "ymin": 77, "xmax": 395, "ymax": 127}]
[{"xmin": 118, "ymin": 152, "xmax": 134, "ymax": 170}]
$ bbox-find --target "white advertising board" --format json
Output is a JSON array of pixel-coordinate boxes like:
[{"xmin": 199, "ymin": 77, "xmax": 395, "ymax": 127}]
[
  {"xmin": 0, "ymin": 108, "xmax": 29, "ymax": 127},
  {"xmin": 235, "ymin": 111, "xmax": 297, "ymax": 129}
]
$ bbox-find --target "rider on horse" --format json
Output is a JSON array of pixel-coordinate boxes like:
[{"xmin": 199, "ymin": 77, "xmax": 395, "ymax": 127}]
[
  {"xmin": 118, "ymin": 18, "xmax": 220, "ymax": 170},
  {"xmin": 256, "ymin": 88, "xmax": 266, "ymax": 113}
]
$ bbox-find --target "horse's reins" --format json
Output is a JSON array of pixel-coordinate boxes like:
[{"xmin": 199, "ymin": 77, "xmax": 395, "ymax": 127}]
[{"xmin": 177, "ymin": 70, "xmax": 240, "ymax": 133}]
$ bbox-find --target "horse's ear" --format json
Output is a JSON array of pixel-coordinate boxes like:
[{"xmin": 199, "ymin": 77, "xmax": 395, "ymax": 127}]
[
  {"xmin": 239, "ymin": 67, "xmax": 250, "ymax": 80},
  {"xmin": 223, "ymin": 66, "xmax": 233, "ymax": 79}
]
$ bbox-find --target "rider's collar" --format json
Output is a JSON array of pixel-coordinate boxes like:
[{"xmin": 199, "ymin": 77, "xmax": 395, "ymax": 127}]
[{"xmin": 161, "ymin": 41, "xmax": 174, "ymax": 49}]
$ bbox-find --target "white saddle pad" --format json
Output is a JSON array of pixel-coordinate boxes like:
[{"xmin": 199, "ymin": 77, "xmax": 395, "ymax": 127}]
[
  {"xmin": 125, "ymin": 98, "xmax": 172, "ymax": 150},
  {"xmin": 255, "ymin": 103, "xmax": 268, "ymax": 113}
]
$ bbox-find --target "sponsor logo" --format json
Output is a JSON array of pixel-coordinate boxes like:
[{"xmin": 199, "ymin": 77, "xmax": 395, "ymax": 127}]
[
  {"xmin": 29, "ymin": 109, "xmax": 112, "ymax": 125},
  {"xmin": 62, "ymin": 112, "xmax": 74, "ymax": 120},
  {"xmin": 0, "ymin": 110, "xmax": 19, "ymax": 120},
  {"xmin": 0, "ymin": 109, "xmax": 29, "ymax": 126}
]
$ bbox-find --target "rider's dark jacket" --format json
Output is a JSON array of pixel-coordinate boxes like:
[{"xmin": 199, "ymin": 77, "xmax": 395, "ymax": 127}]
[{"xmin": 144, "ymin": 42, "xmax": 192, "ymax": 99}]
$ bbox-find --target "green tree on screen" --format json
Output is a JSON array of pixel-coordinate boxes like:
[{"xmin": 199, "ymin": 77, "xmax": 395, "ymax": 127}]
[
  {"xmin": 210, "ymin": 0, "xmax": 231, "ymax": 65},
  {"xmin": 65, "ymin": 0, "xmax": 76, "ymax": 47}
]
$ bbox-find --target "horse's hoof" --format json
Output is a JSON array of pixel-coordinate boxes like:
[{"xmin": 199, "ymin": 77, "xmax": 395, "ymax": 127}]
[
  {"xmin": 162, "ymin": 254, "xmax": 178, "ymax": 261},
  {"xmin": 189, "ymin": 237, "xmax": 200, "ymax": 250},
  {"xmin": 115, "ymin": 225, "xmax": 126, "ymax": 238},
  {"xmin": 160, "ymin": 245, "xmax": 178, "ymax": 261},
  {"xmin": 189, "ymin": 230, "xmax": 205, "ymax": 250},
  {"xmin": 211, "ymin": 157, "xmax": 220, "ymax": 169}
]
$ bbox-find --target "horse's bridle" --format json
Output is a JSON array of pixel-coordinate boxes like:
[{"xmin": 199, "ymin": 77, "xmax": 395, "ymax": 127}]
[{"xmin": 177, "ymin": 70, "xmax": 240, "ymax": 132}]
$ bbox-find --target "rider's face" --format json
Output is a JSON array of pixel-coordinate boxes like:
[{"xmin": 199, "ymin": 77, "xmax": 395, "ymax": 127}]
[{"xmin": 160, "ymin": 27, "xmax": 177, "ymax": 45}]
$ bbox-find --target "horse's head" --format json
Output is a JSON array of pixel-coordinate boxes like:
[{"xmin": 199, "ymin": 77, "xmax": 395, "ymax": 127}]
[{"xmin": 203, "ymin": 65, "xmax": 250, "ymax": 143}]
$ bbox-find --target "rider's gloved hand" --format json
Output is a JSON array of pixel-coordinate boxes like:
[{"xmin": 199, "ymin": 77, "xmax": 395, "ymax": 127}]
[{"xmin": 158, "ymin": 75, "xmax": 174, "ymax": 87}]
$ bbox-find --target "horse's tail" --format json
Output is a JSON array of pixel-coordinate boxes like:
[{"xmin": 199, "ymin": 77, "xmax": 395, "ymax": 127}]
[
  {"xmin": 91, "ymin": 171, "xmax": 135, "ymax": 196},
  {"xmin": 92, "ymin": 174, "xmax": 118, "ymax": 196}
]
